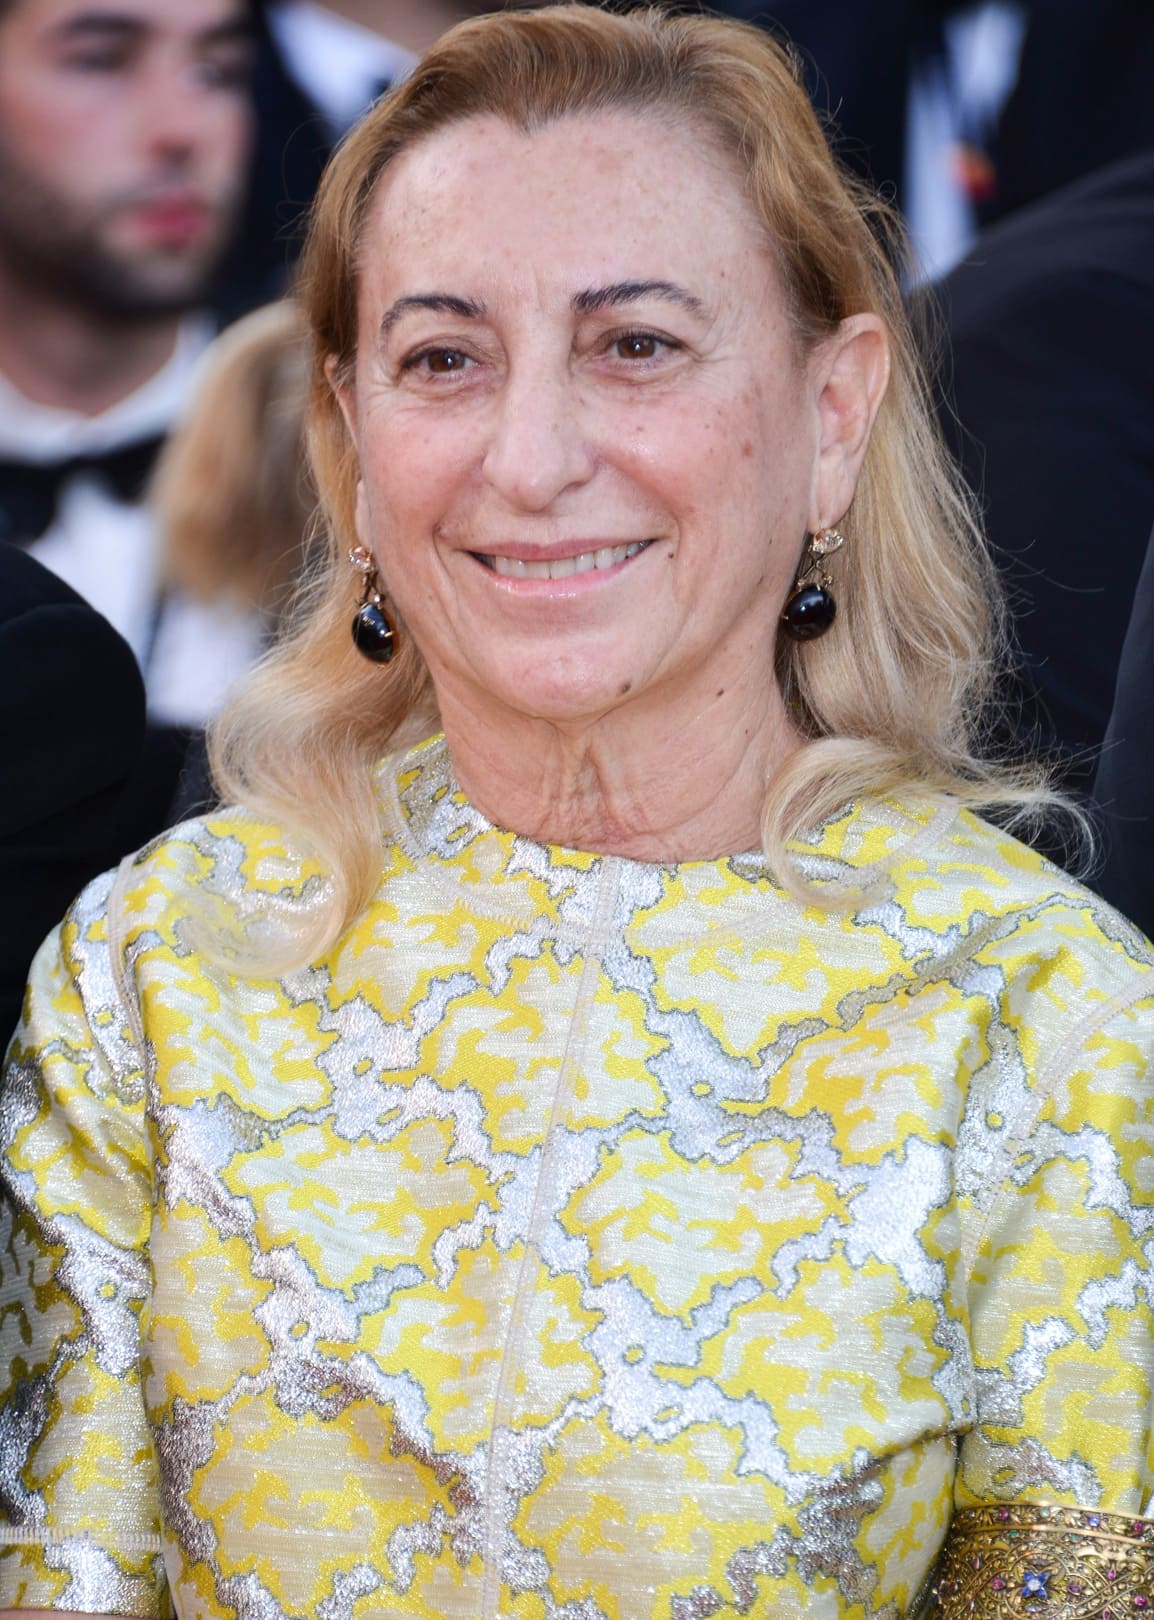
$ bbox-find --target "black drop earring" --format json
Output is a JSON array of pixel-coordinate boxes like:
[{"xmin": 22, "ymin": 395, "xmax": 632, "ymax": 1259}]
[
  {"xmin": 780, "ymin": 527, "xmax": 845, "ymax": 641},
  {"xmin": 348, "ymin": 544, "xmax": 397, "ymax": 663}
]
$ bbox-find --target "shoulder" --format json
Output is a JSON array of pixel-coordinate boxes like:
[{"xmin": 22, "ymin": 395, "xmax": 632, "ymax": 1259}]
[
  {"xmin": 0, "ymin": 543, "xmax": 87, "ymax": 619},
  {"xmin": 32, "ymin": 810, "xmax": 331, "ymax": 1007},
  {"xmin": 821, "ymin": 793, "xmax": 1154, "ymax": 1048},
  {"xmin": 901, "ymin": 800, "xmax": 1146, "ymax": 925},
  {"xmin": 943, "ymin": 147, "xmax": 1154, "ymax": 321},
  {"xmin": 877, "ymin": 800, "xmax": 1154, "ymax": 1093},
  {"xmin": 106, "ymin": 809, "xmax": 332, "ymax": 959},
  {"xmin": 0, "ymin": 550, "xmax": 144, "ymax": 827},
  {"xmin": 878, "ymin": 800, "xmax": 1152, "ymax": 969},
  {"xmin": 0, "ymin": 548, "xmax": 139, "ymax": 696}
]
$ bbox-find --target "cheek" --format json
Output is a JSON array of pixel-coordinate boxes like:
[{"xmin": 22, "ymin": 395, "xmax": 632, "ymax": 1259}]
[
  {"xmin": 362, "ymin": 408, "xmax": 477, "ymax": 523},
  {"xmin": 7, "ymin": 95, "xmax": 97, "ymax": 176},
  {"xmin": 214, "ymin": 103, "xmax": 254, "ymax": 173}
]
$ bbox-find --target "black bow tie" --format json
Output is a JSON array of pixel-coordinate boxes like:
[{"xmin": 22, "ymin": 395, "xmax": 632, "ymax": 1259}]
[{"xmin": 0, "ymin": 432, "xmax": 165, "ymax": 543}]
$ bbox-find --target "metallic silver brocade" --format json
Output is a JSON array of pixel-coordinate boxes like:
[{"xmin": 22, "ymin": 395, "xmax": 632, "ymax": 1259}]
[{"xmin": 1, "ymin": 734, "xmax": 1152, "ymax": 1618}]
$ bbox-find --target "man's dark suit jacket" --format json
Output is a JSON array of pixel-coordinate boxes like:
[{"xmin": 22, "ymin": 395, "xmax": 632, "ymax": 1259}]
[
  {"xmin": 1, "ymin": 546, "xmax": 146, "ymax": 1050},
  {"xmin": 935, "ymin": 146, "xmax": 1154, "ymax": 809},
  {"xmin": 1093, "ymin": 522, "xmax": 1154, "ymax": 939},
  {"xmin": 985, "ymin": 0, "xmax": 1154, "ymax": 224}
]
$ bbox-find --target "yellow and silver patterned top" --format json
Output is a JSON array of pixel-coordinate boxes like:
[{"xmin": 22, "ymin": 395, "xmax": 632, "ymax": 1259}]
[{"xmin": 1, "ymin": 734, "xmax": 1152, "ymax": 1620}]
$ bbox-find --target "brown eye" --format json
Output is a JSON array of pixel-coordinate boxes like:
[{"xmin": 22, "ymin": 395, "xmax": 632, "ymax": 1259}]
[
  {"xmin": 615, "ymin": 333, "xmax": 660, "ymax": 360},
  {"xmin": 424, "ymin": 348, "xmax": 468, "ymax": 374}
]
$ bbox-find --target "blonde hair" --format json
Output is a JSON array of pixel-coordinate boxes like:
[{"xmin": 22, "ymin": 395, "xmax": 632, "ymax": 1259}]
[
  {"xmin": 153, "ymin": 299, "xmax": 316, "ymax": 618},
  {"xmin": 211, "ymin": 2, "xmax": 1059, "ymax": 964}
]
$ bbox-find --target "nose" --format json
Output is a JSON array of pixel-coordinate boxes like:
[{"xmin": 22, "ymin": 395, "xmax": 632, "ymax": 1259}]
[
  {"xmin": 140, "ymin": 62, "xmax": 217, "ymax": 163},
  {"xmin": 481, "ymin": 363, "xmax": 597, "ymax": 512}
]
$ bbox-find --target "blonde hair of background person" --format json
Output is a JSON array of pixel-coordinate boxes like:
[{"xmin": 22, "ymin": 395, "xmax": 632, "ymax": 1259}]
[
  {"xmin": 153, "ymin": 299, "xmax": 316, "ymax": 625},
  {"xmin": 209, "ymin": 3, "xmax": 1058, "ymax": 971}
]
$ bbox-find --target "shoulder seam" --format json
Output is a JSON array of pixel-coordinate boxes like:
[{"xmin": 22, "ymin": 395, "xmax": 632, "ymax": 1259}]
[
  {"xmin": 963, "ymin": 965, "xmax": 1154, "ymax": 1281},
  {"xmin": 1036, "ymin": 968, "xmax": 1154, "ymax": 1095}
]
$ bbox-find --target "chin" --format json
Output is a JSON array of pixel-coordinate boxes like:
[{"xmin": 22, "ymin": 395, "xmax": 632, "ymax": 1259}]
[{"xmin": 502, "ymin": 670, "xmax": 645, "ymax": 726}]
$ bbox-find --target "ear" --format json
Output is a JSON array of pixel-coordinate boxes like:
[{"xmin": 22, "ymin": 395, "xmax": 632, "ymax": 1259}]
[
  {"xmin": 325, "ymin": 352, "xmax": 359, "ymax": 445},
  {"xmin": 808, "ymin": 314, "xmax": 890, "ymax": 530}
]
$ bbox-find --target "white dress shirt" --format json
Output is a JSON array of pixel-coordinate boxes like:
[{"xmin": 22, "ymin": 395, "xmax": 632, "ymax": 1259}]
[{"xmin": 268, "ymin": 1, "xmax": 417, "ymax": 135}]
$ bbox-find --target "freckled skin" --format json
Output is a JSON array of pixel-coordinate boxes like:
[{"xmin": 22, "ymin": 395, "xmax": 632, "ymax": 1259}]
[
  {"xmin": 335, "ymin": 110, "xmax": 885, "ymax": 857},
  {"xmin": 343, "ymin": 112, "xmax": 818, "ymax": 730}
]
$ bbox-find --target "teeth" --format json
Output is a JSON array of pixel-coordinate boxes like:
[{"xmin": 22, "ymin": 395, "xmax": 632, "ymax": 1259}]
[{"xmin": 485, "ymin": 540, "xmax": 648, "ymax": 579}]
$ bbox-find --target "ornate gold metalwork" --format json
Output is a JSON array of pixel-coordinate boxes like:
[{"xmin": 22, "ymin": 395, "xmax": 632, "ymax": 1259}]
[{"xmin": 930, "ymin": 1502, "xmax": 1154, "ymax": 1617}]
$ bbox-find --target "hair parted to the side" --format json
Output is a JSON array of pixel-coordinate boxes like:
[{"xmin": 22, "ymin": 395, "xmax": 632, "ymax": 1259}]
[{"xmin": 210, "ymin": 1, "xmax": 1064, "ymax": 968}]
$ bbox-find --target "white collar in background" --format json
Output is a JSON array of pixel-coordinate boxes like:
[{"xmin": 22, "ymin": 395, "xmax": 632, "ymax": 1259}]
[
  {"xmin": 0, "ymin": 312, "xmax": 216, "ymax": 461},
  {"xmin": 269, "ymin": 0, "xmax": 417, "ymax": 135}
]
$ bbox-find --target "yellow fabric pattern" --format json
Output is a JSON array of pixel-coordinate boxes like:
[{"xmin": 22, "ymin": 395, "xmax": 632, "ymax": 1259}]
[{"xmin": 0, "ymin": 734, "xmax": 1152, "ymax": 1619}]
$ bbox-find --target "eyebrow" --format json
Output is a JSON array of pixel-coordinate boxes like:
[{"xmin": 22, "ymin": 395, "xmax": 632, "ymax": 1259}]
[
  {"xmin": 571, "ymin": 280, "xmax": 707, "ymax": 318},
  {"xmin": 379, "ymin": 293, "xmax": 486, "ymax": 339},
  {"xmin": 379, "ymin": 280, "xmax": 707, "ymax": 339},
  {"xmin": 51, "ymin": 10, "xmax": 253, "ymax": 46}
]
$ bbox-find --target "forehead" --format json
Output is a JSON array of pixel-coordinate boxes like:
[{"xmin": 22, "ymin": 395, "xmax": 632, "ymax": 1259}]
[{"xmin": 361, "ymin": 110, "xmax": 777, "ymax": 308}]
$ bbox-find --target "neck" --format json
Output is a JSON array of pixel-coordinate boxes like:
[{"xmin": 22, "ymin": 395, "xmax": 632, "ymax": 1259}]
[
  {"xmin": 0, "ymin": 267, "xmax": 182, "ymax": 416},
  {"xmin": 438, "ymin": 675, "xmax": 800, "ymax": 864}
]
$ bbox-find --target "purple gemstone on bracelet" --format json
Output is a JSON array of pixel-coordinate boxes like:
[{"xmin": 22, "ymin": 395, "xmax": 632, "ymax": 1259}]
[
  {"xmin": 1021, "ymin": 1571, "xmax": 1049, "ymax": 1598},
  {"xmin": 992, "ymin": 1577, "xmax": 1005, "ymax": 1591}
]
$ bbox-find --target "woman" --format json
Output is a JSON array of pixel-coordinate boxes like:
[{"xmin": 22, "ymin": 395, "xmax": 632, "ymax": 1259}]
[{"xmin": 0, "ymin": 8, "xmax": 1150, "ymax": 1618}]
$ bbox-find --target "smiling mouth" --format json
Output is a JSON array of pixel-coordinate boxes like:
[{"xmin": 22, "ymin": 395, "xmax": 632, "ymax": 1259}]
[{"xmin": 474, "ymin": 539, "xmax": 652, "ymax": 580}]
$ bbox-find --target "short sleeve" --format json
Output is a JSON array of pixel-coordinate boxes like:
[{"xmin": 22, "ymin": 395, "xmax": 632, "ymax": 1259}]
[
  {"xmin": 0, "ymin": 869, "xmax": 172, "ymax": 1617},
  {"xmin": 933, "ymin": 980, "xmax": 1154, "ymax": 1614}
]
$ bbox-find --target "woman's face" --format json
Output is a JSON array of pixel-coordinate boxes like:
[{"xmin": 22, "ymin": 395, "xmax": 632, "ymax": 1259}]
[{"xmin": 339, "ymin": 110, "xmax": 845, "ymax": 733}]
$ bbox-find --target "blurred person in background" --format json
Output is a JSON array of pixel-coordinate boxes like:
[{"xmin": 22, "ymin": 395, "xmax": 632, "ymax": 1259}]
[
  {"xmin": 979, "ymin": 0, "xmax": 1154, "ymax": 224},
  {"xmin": 228, "ymin": 0, "xmax": 529, "ymax": 312},
  {"xmin": 1093, "ymin": 518, "xmax": 1154, "ymax": 934},
  {"xmin": 935, "ymin": 145, "xmax": 1154, "ymax": 846},
  {"xmin": 715, "ymin": 1, "xmax": 1028, "ymax": 280},
  {"xmin": 0, "ymin": 0, "xmax": 257, "ymax": 841},
  {"xmin": 148, "ymin": 297, "xmax": 317, "ymax": 819},
  {"xmin": 0, "ymin": 545, "xmax": 144, "ymax": 1050}
]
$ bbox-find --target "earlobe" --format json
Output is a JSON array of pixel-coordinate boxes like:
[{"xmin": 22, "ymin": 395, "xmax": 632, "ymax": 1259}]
[{"xmin": 811, "ymin": 315, "xmax": 890, "ymax": 527}]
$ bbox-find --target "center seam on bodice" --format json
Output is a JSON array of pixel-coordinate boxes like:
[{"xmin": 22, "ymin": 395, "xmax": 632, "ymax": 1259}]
[{"xmin": 478, "ymin": 852, "xmax": 625, "ymax": 1620}]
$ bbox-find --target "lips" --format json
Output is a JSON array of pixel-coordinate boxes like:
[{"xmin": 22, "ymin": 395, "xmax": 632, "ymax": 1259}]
[
  {"xmin": 475, "ymin": 540, "xmax": 652, "ymax": 580},
  {"xmin": 129, "ymin": 196, "xmax": 213, "ymax": 248}
]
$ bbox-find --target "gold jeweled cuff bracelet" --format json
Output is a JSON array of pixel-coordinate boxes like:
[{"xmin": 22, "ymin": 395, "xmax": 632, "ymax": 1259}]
[{"xmin": 931, "ymin": 1502, "xmax": 1154, "ymax": 1618}]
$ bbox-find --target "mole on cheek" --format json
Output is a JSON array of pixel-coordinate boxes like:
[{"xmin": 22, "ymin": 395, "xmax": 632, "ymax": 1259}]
[
  {"xmin": 619, "ymin": 681, "xmax": 633, "ymax": 695},
  {"xmin": 741, "ymin": 440, "xmax": 754, "ymax": 459}
]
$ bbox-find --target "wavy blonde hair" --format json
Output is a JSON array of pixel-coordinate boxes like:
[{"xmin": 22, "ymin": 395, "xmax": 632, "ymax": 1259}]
[{"xmin": 211, "ymin": 2, "xmax": 1058, "ymax": 964}]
